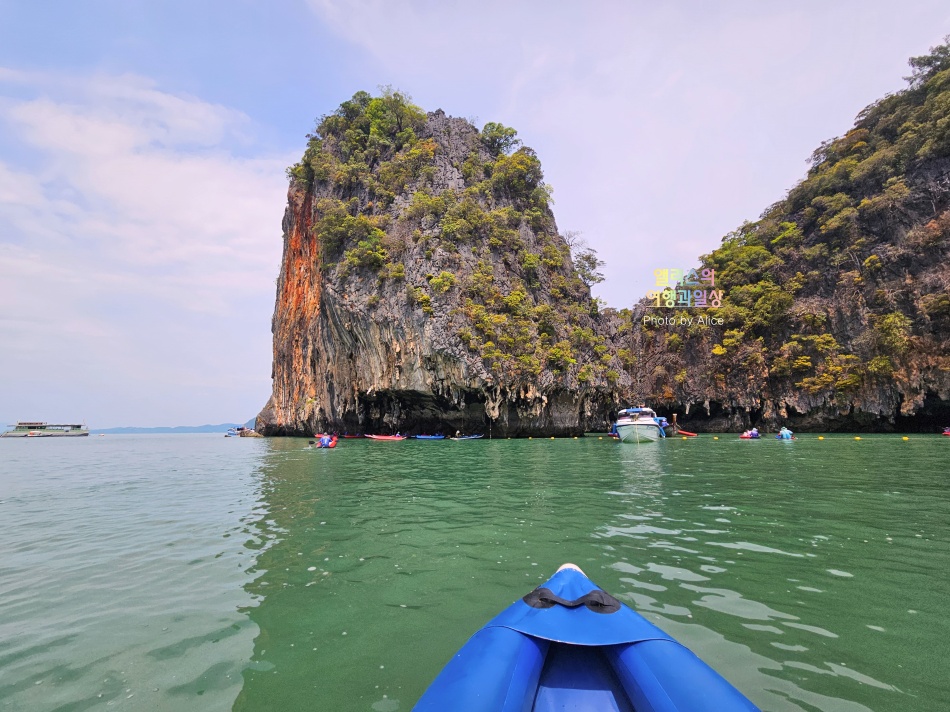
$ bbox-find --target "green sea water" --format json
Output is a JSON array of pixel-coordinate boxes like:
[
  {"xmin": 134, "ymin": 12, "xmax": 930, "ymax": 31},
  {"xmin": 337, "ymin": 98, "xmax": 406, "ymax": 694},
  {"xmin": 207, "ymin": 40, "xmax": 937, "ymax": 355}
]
[{"xmin": 0, "ymin": 433, "xmax": 947, "ymax": 711}]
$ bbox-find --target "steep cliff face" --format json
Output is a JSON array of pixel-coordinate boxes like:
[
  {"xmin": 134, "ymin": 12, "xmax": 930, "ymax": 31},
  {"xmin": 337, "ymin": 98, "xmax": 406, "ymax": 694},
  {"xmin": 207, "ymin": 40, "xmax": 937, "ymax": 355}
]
[
  {"xmin": 626, "ymin": 43, "xmax": 950, "ymax": 431},
  {"xmin": 261, "ymin": 42, "xmax": 950, "ymax": 437},
  {"xmin": 258, "ymin": 92, "xmax": 626, "ymax": 436}
]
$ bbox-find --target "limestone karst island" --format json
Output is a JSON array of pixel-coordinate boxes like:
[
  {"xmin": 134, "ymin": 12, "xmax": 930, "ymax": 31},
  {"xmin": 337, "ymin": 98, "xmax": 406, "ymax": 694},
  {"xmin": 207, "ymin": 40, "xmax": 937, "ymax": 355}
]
[{"xmin": 258, "ymin": 44, "xmax": 950, "ymax": 438}]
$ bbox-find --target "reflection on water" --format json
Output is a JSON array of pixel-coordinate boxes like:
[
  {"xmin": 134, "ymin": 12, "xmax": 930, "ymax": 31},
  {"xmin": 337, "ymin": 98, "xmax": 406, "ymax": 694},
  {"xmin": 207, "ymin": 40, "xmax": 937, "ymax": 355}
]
[{"xmin": 234, "ymin": 435, "xmax": 948, "ymax": 712}]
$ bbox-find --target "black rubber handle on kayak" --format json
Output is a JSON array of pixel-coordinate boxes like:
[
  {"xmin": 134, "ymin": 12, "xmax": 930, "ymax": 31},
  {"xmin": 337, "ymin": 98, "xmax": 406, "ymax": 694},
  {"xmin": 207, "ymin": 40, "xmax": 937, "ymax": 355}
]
[{"xmin": 522, "ymin": 587, "xmax": 621, "ymax": 614}]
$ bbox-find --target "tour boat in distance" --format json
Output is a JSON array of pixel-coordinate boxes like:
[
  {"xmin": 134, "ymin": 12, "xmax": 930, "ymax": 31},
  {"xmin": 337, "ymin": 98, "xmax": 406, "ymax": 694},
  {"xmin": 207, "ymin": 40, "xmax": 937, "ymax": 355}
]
[
  {"xmin": 1, "ymin": 422, "xmax": 89, "ymax": 438},
  {"xmin": 614, "ymin": 408, "xmax": 666, "ymax": 443}
]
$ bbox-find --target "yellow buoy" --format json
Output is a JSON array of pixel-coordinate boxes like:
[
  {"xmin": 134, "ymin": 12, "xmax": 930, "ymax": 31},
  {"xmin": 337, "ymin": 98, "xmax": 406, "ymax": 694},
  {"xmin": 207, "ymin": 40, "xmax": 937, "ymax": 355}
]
[
  {"xmin": 682, "ymin": 436, "xmax": 687, "ymax": 440},
  {"xmin": 902, "ymin": 436, "xmax": 909, "ymax": 441},
  {"xmin": 529, "ymin": 436, "xmax": 533, "ymax": 440},
  {"xmin": 598, "ymin": 436, "xmax": 603, "ymax": 440},
  {"xmin": 818, "ymin": 436, "xmax": 824, "ymax": 440},
  {"xmin": 573, "ymin": 436, "xmax": 578, "ymax": 440},
  {"xmin": 550, "ymin": 436, "xmax": 555, "ymax": 440},
  {"xmin": 713, "ymin": 436, "xmax": 719, "ymax": 440},
  {"xmin": 855, "ymin": 436, "xmax": 861, "ymax": 441}
]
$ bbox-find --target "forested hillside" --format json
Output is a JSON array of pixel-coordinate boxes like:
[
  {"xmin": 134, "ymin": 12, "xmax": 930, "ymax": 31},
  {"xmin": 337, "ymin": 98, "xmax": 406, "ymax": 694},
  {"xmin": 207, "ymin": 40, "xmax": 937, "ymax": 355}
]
[{"xmin": 629, "ymin": 38, "xmax": 950, "ymax": 430}]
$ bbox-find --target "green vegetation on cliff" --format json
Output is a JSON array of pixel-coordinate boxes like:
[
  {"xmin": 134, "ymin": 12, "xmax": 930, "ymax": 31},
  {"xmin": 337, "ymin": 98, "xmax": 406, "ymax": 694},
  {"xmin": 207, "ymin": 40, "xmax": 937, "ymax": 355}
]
[
  {"xmin": 631, "ymin": 38, "xmax": 950, "ymax": 424},
  {"xmin": 285, "ymin": 88, "xmax": 621, "ymax": 389},
  {"xmin": 269, "ymin": 41, "xmax": 950, "ymax": 436}
]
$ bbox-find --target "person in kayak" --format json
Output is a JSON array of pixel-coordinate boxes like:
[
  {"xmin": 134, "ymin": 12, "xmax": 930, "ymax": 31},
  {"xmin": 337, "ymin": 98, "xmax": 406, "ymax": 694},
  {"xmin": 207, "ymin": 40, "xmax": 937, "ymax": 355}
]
[{"xmin": 319, "ymin": 435, "xmax": 332, "ymax": 447}]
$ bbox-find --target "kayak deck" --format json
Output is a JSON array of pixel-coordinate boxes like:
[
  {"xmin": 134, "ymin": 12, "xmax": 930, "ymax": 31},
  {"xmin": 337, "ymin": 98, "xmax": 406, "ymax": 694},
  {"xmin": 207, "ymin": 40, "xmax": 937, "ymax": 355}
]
[
  {"xmin": 414, "ymin": 565, "xmax": 759, "ymax": 711},
  {"xmin": 535, "ymin": 644, "xmax": 632, "ymax": 712}
]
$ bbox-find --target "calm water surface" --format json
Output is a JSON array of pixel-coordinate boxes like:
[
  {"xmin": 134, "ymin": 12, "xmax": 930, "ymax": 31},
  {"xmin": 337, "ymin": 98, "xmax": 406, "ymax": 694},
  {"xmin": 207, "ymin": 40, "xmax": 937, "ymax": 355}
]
[{"xmin": 0, "ymin": 433, "xmax": 947, "ymax": 711}]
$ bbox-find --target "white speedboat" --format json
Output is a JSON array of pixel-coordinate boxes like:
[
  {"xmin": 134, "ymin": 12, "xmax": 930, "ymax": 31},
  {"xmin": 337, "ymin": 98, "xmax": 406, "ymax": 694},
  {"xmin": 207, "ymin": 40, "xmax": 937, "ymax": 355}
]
[{"xmin": 614, "ymin": 408, "xmax": 666, "ymax": 443}]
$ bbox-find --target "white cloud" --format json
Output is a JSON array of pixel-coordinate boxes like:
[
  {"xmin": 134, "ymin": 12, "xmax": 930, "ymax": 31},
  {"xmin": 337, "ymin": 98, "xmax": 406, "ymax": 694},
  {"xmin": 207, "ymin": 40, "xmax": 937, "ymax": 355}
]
[
  {"xmin": 0, "ymin": 70, "xmax": 289, "ymax": 426},
  {"xmin": 0, "ymin": 67, "xmax": 32, "ymax": 83}
]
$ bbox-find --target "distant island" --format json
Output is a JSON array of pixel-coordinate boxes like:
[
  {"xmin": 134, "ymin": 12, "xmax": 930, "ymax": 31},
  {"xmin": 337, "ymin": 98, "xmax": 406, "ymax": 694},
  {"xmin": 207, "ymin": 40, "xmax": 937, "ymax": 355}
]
[{"xmin": 92, "ymin": 420, "xmax": 255, "ymax": 434}]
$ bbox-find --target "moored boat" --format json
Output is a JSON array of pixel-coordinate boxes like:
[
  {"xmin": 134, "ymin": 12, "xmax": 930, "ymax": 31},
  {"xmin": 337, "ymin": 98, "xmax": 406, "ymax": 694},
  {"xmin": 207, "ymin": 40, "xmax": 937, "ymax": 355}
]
[
  {"xmin": 366, "ymin": 434, "xmax": 407, "ymax": 441},
  {"xmin": 666, "ymin": 413, "xmax": 696, "ymax": 437},
  {"xmin": 614, "ymin": 408, "xmax": 666, "ymax": 443},
  {"xmin": 449, "ymin": 434, "xmax": 484, "ymax": 440},
  {"xmin": 414, "ymin": 563, "xmax": 759, "ymax": 711},
  {"xmin": 414, "ymin": 434, "xmax": 446, "ymax": 440},
  {"xmin": 1, "ymin": 422, "xmax": 89, "ymax": 438}
]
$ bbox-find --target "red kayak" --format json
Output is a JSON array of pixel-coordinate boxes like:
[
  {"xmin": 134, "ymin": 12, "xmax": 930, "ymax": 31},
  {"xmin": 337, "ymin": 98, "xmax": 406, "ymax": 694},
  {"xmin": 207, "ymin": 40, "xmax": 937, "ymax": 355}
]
[
  {"xmin": 676, "ymin": 430, "xmax": 698, "ymax": 437},
  {"xmin": 365, "ymin": 434, "xmax": 407, "ymax": 441}
]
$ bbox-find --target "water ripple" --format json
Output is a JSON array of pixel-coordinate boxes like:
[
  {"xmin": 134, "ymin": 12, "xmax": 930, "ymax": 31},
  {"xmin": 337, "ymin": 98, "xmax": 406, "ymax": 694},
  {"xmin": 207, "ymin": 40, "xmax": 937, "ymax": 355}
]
[
  {"xmin": 3, "ymin": 434, "xmax": 948, "ymax": 711},
  {"xmin": 0, "ymin": 435, "xmax": 265, "ymax": 711}
]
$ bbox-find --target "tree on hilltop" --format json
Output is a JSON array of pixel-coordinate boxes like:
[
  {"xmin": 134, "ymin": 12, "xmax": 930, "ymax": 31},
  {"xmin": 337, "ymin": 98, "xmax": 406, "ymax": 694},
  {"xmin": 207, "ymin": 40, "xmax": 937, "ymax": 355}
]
[
  {"xmin": 481, "ymin": 122, "xmax": 521, "ymax": 156},
  {"xmin": 906, "ymin": 34, "xmax": 950, "ymax": 87}
]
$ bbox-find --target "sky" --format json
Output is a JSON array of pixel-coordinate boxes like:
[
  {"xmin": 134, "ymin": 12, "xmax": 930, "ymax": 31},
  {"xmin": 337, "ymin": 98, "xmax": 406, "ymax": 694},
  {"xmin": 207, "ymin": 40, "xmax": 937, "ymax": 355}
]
[{"xmin": 1, "ymin": 1, "xmax": 948, "ymax": 428}]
